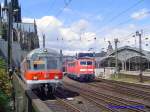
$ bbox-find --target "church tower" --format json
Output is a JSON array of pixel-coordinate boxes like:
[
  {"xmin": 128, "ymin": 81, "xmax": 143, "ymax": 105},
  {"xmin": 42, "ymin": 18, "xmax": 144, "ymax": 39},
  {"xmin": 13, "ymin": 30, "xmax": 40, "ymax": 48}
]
[
  {"xmin": 33, "ymin": 19, "xmax": 39, "ymax": 48},
  {"xmin": 12, "ymin": 0, "xmax": 21, "ymax": 22}
]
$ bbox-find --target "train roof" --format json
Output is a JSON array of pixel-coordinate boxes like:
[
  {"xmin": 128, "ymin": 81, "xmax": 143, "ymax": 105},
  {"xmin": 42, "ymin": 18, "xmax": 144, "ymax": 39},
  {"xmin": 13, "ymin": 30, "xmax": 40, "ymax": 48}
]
[{"xmin": 26, "ymin": 48, "xmax": 60, "ymax": 59}]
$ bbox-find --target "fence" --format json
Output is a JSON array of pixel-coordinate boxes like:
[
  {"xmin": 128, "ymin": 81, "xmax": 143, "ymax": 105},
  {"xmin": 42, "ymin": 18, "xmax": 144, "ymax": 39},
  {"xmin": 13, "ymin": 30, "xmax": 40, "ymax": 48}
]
[{"xmin": 95, "ymin": 67, "xmax": 115, "ymax": 79}]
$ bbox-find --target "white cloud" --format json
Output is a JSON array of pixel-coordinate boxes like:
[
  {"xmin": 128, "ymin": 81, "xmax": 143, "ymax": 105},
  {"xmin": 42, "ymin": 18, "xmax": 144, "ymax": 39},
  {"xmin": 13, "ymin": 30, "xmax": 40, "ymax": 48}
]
[
  {"xmin": 23, "ymin": 16, "xmax": 150, "ymax": 55},
  {"xmin": 23, "ymin": 16, "xmax": 95, "ymax": 54},
  {"xmin": 131, "ymin": 8, "xmax": 150, "ymax": 20},
  {"xmin": 71, "ymin": 19, "xmax": 89, "ymax": 33}
]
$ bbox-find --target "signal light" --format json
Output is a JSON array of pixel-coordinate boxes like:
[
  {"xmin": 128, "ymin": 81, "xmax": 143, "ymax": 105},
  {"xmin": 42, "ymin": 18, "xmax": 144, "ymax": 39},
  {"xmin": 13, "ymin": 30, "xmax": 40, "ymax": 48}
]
[
  {"xmin": 33, "ymin": 76, "xmax": 38, "ymax": 80},
  {"xmin": 54, "ymin": 75, "xmax": 59, "ymax": 80}
]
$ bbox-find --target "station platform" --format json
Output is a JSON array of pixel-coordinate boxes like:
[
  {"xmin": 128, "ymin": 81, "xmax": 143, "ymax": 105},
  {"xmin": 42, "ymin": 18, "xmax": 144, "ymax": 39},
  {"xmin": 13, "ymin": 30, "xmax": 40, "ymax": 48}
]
[{"xmin": 120, "ymin": 71, "xmax": 150, "ymax": 77}]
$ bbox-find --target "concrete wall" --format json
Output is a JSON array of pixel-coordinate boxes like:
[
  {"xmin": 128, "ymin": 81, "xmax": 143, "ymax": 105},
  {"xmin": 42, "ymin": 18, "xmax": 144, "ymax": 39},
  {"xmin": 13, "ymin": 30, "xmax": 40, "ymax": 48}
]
[
  {"xmin": 0, "ymin": 39, "xmax": 28, "ymax": 67},
  {"xmin": 95, "ymin": 67, "xmax": 115, "ymax": 79}
]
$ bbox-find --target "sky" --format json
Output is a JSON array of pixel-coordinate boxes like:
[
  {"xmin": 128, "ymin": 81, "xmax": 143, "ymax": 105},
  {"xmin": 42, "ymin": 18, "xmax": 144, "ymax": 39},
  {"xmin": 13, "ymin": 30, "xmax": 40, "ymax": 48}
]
[{"xmin": 1, "ymin": 0, "xmax": 150, "ymax": 55}]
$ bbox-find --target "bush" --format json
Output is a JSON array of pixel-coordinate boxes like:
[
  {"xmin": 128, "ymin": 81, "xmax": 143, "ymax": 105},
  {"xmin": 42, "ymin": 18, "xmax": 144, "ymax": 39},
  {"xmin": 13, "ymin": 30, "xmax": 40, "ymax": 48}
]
[
  {"xmin": 0, "ymin": 58, "xmax": 11, "ymax": 112},
  {"xmin": 0, "ymin": 90, "xmax": 11, "ymax": 112}
]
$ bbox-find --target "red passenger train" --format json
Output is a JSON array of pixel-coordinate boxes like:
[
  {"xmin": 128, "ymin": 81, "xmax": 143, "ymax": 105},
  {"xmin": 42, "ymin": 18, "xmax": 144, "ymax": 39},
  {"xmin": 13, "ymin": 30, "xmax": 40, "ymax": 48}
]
[
  {"xmin": 20, "ymin": 48, "xmax": 63, "ymax": 94},
  {"xmin": 66, "ymin": 53, "xmax": 95, "ymax": 81}
]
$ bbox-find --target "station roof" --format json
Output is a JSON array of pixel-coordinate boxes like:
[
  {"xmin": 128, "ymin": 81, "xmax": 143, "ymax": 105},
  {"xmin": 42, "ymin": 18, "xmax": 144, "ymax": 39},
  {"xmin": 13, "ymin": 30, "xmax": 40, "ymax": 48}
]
[{"xmin": 96, "ymin": 46, "xmax": 150, "ymax": 62}]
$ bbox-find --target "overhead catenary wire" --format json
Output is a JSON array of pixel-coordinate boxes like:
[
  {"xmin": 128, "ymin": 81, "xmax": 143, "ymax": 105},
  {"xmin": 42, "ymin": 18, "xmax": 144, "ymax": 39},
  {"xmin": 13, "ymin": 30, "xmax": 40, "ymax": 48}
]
[
  {"xmin": 40, "ymin": 0, "xmax": 73, "ymax": 47},
  {"xmin": 53, "ymin": 0, "xmax": 142, "ymax": 42},
  {"xmin": 105, "ymin": 0, "xmax": 144, "ymax": 25},
  {"xmin": 51, "ymin": 0, "xmax": 148, "ymax": 52},
  {"xmin": 97, "ymin": 9, "xmax": 150, "ymax": 44},
  {"xmin": 96, "ymin": 0, "xmax": 144, "ymax": 34},
  {"xmin": 55, "ymin": 0, "xmax": 72, "ymax": 17}
]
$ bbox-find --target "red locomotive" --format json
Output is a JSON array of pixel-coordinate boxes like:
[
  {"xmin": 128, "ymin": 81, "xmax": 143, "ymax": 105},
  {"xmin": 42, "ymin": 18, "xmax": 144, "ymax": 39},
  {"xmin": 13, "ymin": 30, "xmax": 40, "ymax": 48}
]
[
  {"xmin": 66, "ymin": 53, "xmax": 95, "ymax": 81},
  {"xmin": 20, "ymin": 48, "xmax": 63, "ymax": 95}
]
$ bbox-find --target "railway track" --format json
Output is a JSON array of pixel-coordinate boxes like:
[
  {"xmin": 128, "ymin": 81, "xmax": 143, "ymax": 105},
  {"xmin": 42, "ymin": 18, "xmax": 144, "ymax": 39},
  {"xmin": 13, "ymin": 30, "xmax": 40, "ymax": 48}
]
[
  {"xmin": 97, "ymin": 78, "xmax": 150, "ymax": 90},
  {"xmin": 92, "ymin": 79, "xmax": 150, "ymax": 100},
  {"xmin": 33, "ymin": 88, "xmax": 82, "ymax": 112},
  {"xmin": 89, "ymin": 82, "xmax": 150, "ymax": 100},
  {"xmin": 45, "ymin": 97, "xmax": 83, "ymax": 112},
  {"xmin": 63, "ymin": 77, "xmax": 150, "ymax": 112},
  {"xmin": 35, "ymin": 87, "xmax": 101, "ymax": 112},
  {"xmin": 88, "ymin": 83, "xmax": 150, "ymax": 107},
  {"xmin": 64, "ymin": 83, "xmax": 120, "ymax": 112},
  {"xmin": 64, "ymin": 82, "xmax": 149, "ymax": 112},
  {"xmin": 31, "ymin": 77, "xmax": 150, "ymax": 112}
]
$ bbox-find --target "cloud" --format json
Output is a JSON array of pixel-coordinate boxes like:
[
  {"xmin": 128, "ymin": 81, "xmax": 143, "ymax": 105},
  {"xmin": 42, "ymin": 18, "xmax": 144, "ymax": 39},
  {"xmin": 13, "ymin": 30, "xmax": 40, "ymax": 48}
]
[
  {"xmin": 23, "ymin": 16, "xmax": 150, "ymax": 55},
  {"xmin": 131, "ymin": 8, "xmax": 150, "ymax": 20},
  {"xmin": 23, "ymin": 16, "xmax": 96, "ymax": 54},
  {"xmin": 71, "ymin": 19, "xmax": 90, "ymax": 33}
]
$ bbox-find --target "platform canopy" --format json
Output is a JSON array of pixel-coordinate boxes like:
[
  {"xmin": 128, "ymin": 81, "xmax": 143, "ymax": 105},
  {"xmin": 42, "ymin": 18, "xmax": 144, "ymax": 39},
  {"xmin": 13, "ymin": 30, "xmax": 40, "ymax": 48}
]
[{"xmin": 96, "ymin": 46, "xmax": 150, "ymax": 71}]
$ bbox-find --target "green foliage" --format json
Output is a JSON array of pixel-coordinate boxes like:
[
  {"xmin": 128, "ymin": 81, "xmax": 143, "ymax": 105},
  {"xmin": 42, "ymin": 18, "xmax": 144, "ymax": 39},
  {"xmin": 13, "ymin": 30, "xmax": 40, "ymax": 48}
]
[
  {"xmin": 1, "ymin": 25, "xmax": 7, "ymax": 37},
  {"xmin": 0, "ymin": 58, "xmax": 6, "ymax": 69},
  {"xmin": 0, "ymin": 58, "xmax": 11, "ymax": 112},
  {"xmin": 0, "ymin": 69, "xmax": 11, "ymax": 96},
  {"xmin": 0, "ymin": 90, "xmax": 11, "ymax": 112}
]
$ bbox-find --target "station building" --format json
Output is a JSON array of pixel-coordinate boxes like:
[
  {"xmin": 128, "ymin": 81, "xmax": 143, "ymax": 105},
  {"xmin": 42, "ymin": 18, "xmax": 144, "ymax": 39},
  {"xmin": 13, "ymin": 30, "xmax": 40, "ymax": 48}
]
[{"xmin": 95, "ymin": 43, "xmax": 150, "ymax": 72}]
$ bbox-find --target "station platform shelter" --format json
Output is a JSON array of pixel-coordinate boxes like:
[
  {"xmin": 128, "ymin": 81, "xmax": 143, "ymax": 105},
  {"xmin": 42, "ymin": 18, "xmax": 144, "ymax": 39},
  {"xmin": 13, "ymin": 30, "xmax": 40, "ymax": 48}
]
[{"xmin": 96, "ymin": 46, "xmax": 150, "ymax": 72}]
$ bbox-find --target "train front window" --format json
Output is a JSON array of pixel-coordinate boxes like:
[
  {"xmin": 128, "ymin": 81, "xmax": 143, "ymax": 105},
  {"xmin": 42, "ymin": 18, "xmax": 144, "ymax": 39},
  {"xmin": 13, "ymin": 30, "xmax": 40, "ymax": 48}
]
[
  {"xmin": 33, "ymin": 60, "xmax": 45, "ymax": 70},
  {"xmin": 80, "ymin": 61, "xmax": 86, "ymax": 65},
  {"xmin": 33, "ymin": 64, "xmax": 45, "ymax": 70},
  {"xmin": 47, "ymin": 59, "xmax": 58, "ymax": 69},
  {"xmin": 87, "ymin": 61, "xmax": 92, "ymax": 65}
]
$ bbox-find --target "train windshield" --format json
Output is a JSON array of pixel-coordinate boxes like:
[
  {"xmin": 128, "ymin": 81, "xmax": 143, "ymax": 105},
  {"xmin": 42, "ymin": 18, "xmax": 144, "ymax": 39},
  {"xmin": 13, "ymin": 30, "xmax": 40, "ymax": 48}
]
[
  {"xmin": 87, "ymin": 61, "xmax": 92, "ymax": 65},
  {"xmin": 47, "ymin": 59, "xmax": 58, "ymax": 69},
  {"xmin": 33, "ymin": 59, "xmax": 58, "ymax": 70},
  {"xmin": 80, "ymin": 61, "xmax": 93, "ymax": 65},
  {"xmin": 33, "ymin": 61, "xmax": 45, "ymax": 70},
  {"xmin": 80, "ymin": 61, "xmax": 87, "ymax": 65}
]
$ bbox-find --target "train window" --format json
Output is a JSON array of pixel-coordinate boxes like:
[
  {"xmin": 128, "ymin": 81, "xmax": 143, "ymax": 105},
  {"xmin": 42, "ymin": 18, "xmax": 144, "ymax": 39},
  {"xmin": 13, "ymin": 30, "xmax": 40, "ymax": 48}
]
[
  {"xmin": 87, "ymin": 61, "xmax": 92, "ymax": 65},
  {"xmin": 33, "ymin": 63, "xmax": 45, "ymax": 70},
  {"xmin": 80, "ymin": 61, "xmax": 86, "ymax": 65},
  {"xmin": 47, "ymin": 59, "xmax": 58, "ymax": 69},
  {"xmin": 68, "ymin": 63, "xmax": 75, "ymax": 67}
]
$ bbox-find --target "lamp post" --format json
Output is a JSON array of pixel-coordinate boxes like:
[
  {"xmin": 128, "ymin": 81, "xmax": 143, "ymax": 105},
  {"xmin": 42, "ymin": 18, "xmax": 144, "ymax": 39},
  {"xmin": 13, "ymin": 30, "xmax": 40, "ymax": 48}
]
[
  {"xmin": 136, "ymin": 30, "xmax": 143, "ymax": 83},
  {"xmin": 114, "ymin": 38, "xmax": 119, "ymax": 74},
  {"xmin": 5, "ymin": 2, "xmax": 19, "ymax": 70},
  {"xmin": 42, "ymin": 34, "xmax": 45, "ymax": 48},
  {"xmin": 7, "ymin": 2, "xmax": 13, "ymax": 70}
]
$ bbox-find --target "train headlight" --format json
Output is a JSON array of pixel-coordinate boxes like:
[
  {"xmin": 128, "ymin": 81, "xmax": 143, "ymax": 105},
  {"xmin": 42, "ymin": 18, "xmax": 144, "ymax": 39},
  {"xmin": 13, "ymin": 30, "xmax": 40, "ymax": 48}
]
[
  {"xmin": 54, "ymin": 75, "xmax": 59, "ymax": 80},
  {"xmin": 33, "ymin": 76, "xmax": 38, "ymax": 80}
]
